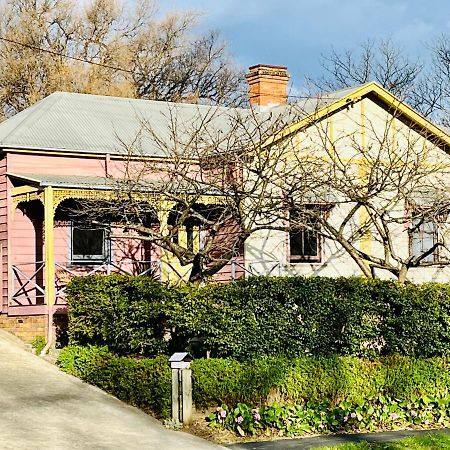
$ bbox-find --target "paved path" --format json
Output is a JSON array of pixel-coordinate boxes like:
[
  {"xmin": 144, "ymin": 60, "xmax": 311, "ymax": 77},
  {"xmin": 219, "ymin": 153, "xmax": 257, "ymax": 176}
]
[
  {"xmin": 0, "ymin": 330, "xmax": 223, "ymax": 450},
  {"xmin": 228, "ymin": 428, "xmax": 450, "ymax": 449}
]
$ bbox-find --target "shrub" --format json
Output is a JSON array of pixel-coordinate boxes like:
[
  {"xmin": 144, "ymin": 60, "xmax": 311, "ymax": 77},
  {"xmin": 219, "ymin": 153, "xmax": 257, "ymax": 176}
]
[
  {"xmin": 66, "ymin": 274, "xmax": 450, "ymax": 359},
  {"xmin": 192, "ymin": 356, "xmax": 450, "ymax": 408},
  {"xmin": 57, "ymin": 345, "xmax": 171, "ymax": 418},
  {"xmin": 192, "ymin": 357, "xmax": 291, "ymax": 408},
  {"xmin": 57, "ymin": 346, "xmax": 450, "ymax": 433},
  {"xmin": 66, "ymin": 275, "xmax": 172, "ymax": 356},
  {"xmin": 31, "ymin": 336, "xmax": 46, "ymax": 355}
]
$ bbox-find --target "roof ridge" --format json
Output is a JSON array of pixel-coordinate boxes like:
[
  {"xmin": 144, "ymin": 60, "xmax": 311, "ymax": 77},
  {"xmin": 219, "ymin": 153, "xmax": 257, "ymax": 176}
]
[
  {"xmin": 47, "ymin": 90, "xmax": 249, "ymax": 113},
  {"xmin": 318, "ymin": 81, "xmax": 376, "ymax": 99}
]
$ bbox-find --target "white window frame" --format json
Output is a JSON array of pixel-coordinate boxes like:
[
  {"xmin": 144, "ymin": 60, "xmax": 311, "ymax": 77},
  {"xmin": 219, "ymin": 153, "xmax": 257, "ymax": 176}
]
[
  {"xmin": 70, "ymin": 222, "xmax": 109, "ymax": 264},
  {"xmin": 409, "ymin": 218, "xmax": 442, "ymax": 263}
]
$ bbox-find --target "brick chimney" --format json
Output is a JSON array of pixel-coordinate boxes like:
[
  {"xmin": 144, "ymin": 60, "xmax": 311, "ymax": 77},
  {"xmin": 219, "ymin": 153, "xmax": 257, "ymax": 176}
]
[{"xmin": 245, "ymin": 64, "xmax": 290, "ymax": 107}]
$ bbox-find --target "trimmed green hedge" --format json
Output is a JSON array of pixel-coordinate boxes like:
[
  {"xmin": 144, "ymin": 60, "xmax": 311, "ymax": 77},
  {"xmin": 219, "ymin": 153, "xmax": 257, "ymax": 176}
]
[
  {"xmin": 57, "ymin": 345, "xmax": 171, "ymax": 418},
  {"xmin": 66, "ymin": 276, "xmax": 171, "ymax": 356},
  {"xmin": 192, "ymin": 355, "xmax": 450, "ymax": 409},
  {"xmin": 66, "ymin": 274, "xmax": 450, "ymax": 359},
  {"xmin": 58, "ymin": 345, "xmax": 450, "ymax": 417}
]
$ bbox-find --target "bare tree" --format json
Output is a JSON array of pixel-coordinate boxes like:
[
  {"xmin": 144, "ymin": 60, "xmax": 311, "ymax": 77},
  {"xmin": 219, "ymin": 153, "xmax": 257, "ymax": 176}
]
[
  {"xmin": 282, "ymin": 104, "xmax": 450, "ymax": 283},
  {"xmin": 315, "ymin": 39, "xmax": 422, "ymax": 98},
  {"xmin": 413, "ymin": 35, "xmax": 450, "ymax": 127},
  {"xmin": 313, "ymin": 36, "xmax": 450, "ymax": 126},
  {"xmin": 0, "ymin": 0, "xmax": 79, "ymax": 117},
  {"xmin": 131, "ymin": 24, "xmax": 244, "ymax": 105},
  {"xmin": 69, "ymin": 102, "xmax": 304, "ymax": 283},
  {"xmin": 70, "ymin": 92, "xmax": 450, "ymax": 284},
  {"xmin": 0, "ymin": 0, "xmax": 243, "ymax": 120}
]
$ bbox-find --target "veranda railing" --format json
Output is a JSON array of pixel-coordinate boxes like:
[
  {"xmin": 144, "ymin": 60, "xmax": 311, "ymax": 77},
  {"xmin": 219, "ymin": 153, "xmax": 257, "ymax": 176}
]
[
  {"xmin": 11, "ymin": 259, "xmax": 161, "ymax": 306},
  {"xmin": 11, "ymin": 258, "xmax": 282, "ymax": 306}
]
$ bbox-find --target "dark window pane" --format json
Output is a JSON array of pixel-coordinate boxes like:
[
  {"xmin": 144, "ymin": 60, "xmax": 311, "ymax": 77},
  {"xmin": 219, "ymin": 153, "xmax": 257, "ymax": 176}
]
[
  {"xmin": 289, "ymin": 207, "xmax": 321, "ymax": 262},
  {"xmin": 410, "ymin": 219, "xmax": 438, "ymax": 263},
  {"xmin": 304, "ymin": 229, "xmax": 318, "ymax": 256},
  {"xmin": 290, "ymin": 231, "xmax": 303, "ymax": 256},
  {"xmin": 72, "ymin": 226, "xmax": 106, "ymax": 260}
]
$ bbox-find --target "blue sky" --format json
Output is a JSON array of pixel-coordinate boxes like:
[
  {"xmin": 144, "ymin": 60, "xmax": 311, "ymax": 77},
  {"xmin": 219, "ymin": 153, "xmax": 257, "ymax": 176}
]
[{"xmin": 157, "ymin": 0, "xmax": 450, "ymax": 89}]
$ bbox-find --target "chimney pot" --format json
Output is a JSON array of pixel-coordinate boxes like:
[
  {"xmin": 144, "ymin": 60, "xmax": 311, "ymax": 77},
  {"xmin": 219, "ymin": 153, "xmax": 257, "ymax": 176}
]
[{"xmin": 245, "ymin": 64, "xmax": 290, "ymax": 107}]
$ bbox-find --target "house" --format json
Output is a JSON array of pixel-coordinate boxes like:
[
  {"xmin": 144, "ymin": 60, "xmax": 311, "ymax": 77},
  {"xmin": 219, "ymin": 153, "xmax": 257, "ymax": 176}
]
[
  {"xmin": 243, "ymin": 70, "xmax": 450, "ymax": 283},
  {"xmin": 0, "ymin": 64, "xmax": 450, "ymax": 344}
]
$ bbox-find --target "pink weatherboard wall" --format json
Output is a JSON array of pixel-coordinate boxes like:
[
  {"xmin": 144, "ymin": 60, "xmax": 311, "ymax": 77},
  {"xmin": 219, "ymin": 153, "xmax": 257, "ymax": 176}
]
[
  {"xmin": 8, "ymin": 152, "xmax": 108, "ymax": 177},
  {"xmin": 4, "ymin": 150, "xmax": 243, "ymax": 313}
]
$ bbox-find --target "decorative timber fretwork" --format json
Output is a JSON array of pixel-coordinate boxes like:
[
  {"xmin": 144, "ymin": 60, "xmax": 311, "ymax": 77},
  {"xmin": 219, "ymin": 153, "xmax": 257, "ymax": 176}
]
[
  {"xmin": 11, "ymin": 187, "xmax": 225, "ymax": 213},
  {"xmin": 12, "ymin": 191, "xmax": 44, "ymax": 210}
]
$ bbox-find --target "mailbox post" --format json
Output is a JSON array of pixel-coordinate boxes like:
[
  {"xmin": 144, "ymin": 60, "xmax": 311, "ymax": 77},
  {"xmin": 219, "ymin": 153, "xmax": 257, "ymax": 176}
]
[{"xmin": 169, "ymin": 352, "xmax": 193, "ymax": 425}]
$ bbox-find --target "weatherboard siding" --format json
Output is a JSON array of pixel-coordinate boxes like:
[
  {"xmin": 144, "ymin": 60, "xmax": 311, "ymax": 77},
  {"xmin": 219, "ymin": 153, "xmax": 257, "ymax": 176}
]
[
  {"xmin": 0, "ymin": 156, "xmax": 7, "ymax": 311},
  {"xmin": 6, "ymin": 152, "xmax": 195, "ymax": 182},
  {"xmin": 7, "ymin": 153, "xmax": 108, "ymax": 177}
]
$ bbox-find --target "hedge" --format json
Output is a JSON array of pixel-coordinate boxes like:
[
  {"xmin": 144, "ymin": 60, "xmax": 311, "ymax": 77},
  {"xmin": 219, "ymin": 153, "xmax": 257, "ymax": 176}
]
[
  {"xmin": 57, "ymin": 345, "xmax": 171, "ymax": 418},
  {"xmin": 192, "ymin": 355, "xmax": 450, "ymax": 409},
  {"xmin": 58, "ymin": 345, "xmax": 450, "ymax": 417},
  {"xmin": 66, "ymin": 276, "xmax": 170, "ymax": 356},
  {"xmin": 66, "ymin": 274, "xmax": 450, "ymax": 359}
]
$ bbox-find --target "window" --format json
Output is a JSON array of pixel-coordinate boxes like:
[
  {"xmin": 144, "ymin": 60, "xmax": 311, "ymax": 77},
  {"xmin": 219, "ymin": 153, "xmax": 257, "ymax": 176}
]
[
  {"xmin": 409, "ymin": 218, "xmax": 440, "ymax": 263},
  {"xmin": 289, "ymin": 208, "xmax": 322, "ymax": 263},
  {"xmin": 186, "ymin": 225, "xmax": 207, "ymax": 252},
  {"xmin": 71, "ymin": 223, "xmax": 108, "ymax": 263},
  {"xmin": 172, "ymin": 225, "xmax": 206, "ymax": 252},
  {"xmin": 199, "ymin": 225, "xmax": 207, "ymax": 251}
]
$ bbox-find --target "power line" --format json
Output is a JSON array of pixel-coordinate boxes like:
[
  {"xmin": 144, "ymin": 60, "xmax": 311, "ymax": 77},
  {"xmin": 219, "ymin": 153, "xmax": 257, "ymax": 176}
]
[
  {"xmin": 0, "ymin": 35, "xmax": 331, "ymax": 101},
  {"xmin": 0, "ymin": 36, "xmax": 134, "ymax": 74}
]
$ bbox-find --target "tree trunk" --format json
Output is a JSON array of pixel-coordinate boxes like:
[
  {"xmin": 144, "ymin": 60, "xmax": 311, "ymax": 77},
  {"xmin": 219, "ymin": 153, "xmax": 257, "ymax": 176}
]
[
  {"xmin": 189, "ymin": 254, "xmax": 204, "ymax": 283},
  {"xmin": 335, "ymin": 237, "xmax": 374, "ymax": 278},
  {"xmin": 397, "ymin": 265, "xmax": 408, "ymax": 284}
]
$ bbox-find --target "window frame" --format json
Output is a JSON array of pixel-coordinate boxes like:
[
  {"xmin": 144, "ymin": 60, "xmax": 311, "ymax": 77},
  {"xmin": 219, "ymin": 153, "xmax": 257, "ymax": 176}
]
[
  {"xmin": 70, "ymin": 222, "xmax": 109, "ymax": 264},
  {"xmin": 408, "ymin": 217, "xmax": 442, "ymax": 264},
  {"xmin": 288, "ymin": 206, "xmax": 323, "ymax": 264}
]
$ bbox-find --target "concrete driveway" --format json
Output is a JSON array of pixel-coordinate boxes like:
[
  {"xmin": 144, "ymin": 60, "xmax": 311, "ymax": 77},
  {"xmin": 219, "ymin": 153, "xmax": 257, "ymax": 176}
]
[{"xmin": 0, "ymin": 330, "xmax": 223, "ymax": 450}]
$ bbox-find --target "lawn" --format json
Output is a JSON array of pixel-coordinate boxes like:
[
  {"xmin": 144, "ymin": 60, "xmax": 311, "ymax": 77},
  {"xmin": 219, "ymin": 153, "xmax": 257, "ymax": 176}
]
[{"xmin": 317, "ymin": 432, "xmax": 450, "ymax": 449}]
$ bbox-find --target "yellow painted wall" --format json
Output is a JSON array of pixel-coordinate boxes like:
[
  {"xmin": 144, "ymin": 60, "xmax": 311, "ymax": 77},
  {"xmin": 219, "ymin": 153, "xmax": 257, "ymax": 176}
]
[{"xmin": 245, "ymin": 95, "xmax": 450, "ymax": 282}]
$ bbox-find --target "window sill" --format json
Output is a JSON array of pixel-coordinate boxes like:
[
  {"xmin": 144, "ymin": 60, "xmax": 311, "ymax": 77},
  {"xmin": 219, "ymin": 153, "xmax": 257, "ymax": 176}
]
[
  {"xmin": 287, "ymin": 261, "xmax": 326, "ymax": 267},
  {"xmin": 289, "ymin": 260, "xmax": 322, "ymax": 264},
  {"xmin": 411, "ymin": 262, "xmax": 450, "ymax": 268},
  {"xmin": 70, "ymin": 260, "xmax": 108, "ymax": 266}
]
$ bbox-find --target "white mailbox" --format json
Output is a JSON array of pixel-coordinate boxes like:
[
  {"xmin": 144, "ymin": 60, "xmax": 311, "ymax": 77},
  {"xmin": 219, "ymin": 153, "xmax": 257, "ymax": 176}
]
[{"xmin": 169, "ymin": 352, "xmax": 193, "ymax": 369}]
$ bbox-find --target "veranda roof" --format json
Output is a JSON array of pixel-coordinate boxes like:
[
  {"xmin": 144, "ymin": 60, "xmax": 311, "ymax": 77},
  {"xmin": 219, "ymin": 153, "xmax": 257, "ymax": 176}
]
[
  {"xmin": 7, "ymin": 172, "xmax": 222, "ymax": 195},
  {"xmin": 9, "ymin": 173, "xmax": 115, "ymax": 190}
]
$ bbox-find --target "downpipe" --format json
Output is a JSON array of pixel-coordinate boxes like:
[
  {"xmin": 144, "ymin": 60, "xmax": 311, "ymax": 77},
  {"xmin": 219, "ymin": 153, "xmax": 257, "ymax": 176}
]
[{"xmin": 40, "ymin": 306, "xmax": 53, "ymax": 356}]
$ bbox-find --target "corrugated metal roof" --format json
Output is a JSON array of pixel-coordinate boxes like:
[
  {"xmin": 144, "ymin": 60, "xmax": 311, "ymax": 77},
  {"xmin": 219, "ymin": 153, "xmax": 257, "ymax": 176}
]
[
  {"xmin": 0, "ymin": 93, "xmax": 252, "ymax": 157},
  {"xmin": 0, "ymin": 85, "xmax": 368, "ymax": 157},
  {"xmin": 8, "ymin": 172, "xmax": 222, "ymax": 195},
  {"xmin": 9, "ymin": 173, "xmax": 119, "ymax": 189}
]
